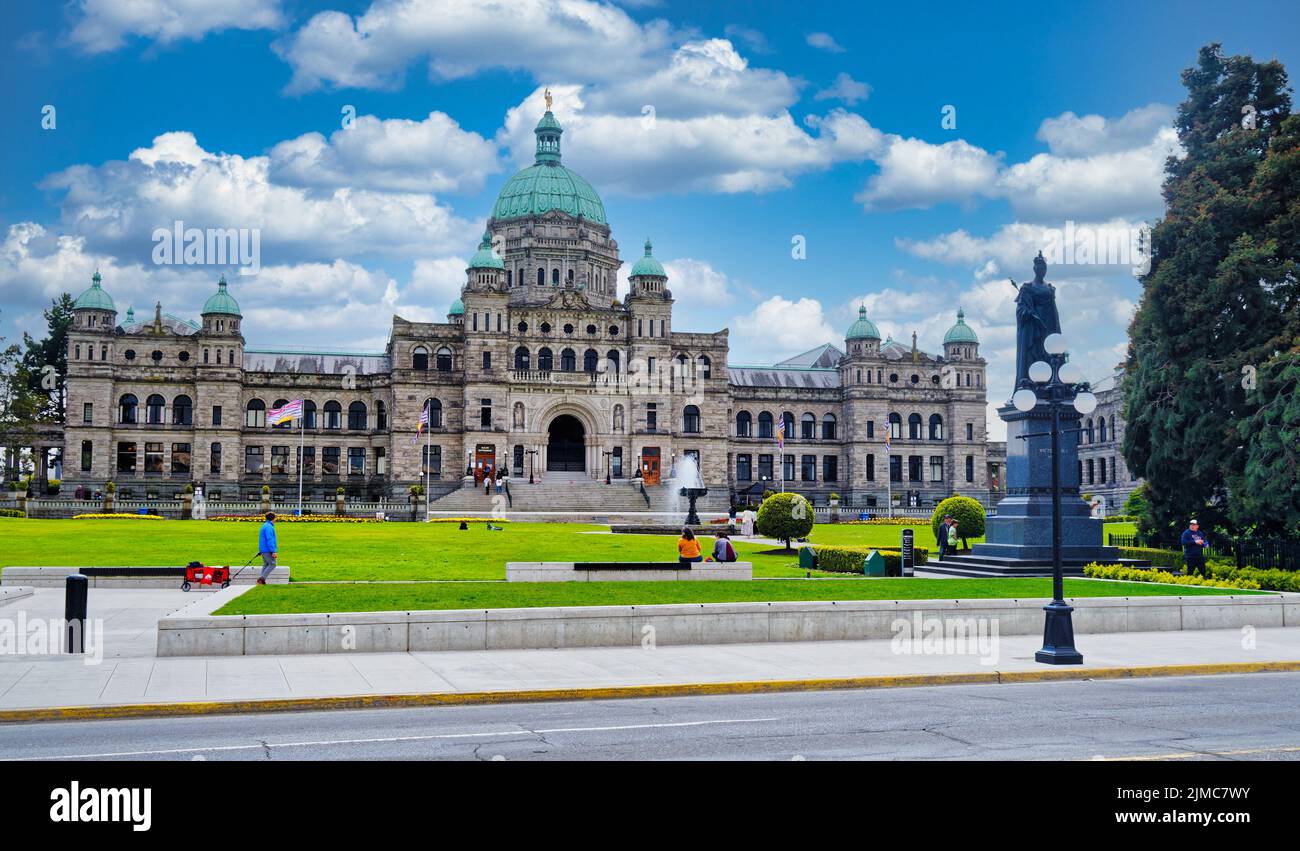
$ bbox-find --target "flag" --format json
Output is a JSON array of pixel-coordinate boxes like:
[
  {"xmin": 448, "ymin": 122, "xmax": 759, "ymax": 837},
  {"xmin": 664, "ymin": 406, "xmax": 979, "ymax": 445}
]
[
  {"xmin": 411, "ymin": 401, "xmax": 430, "ymax": 444},
  {"xmin": 776, "ymin": 414, "xmax": 785, "ymax": 449},
  {"xmin": 884, "ymin": 426, "xmax": 891, "ymax": 453},
  {"xmin": 267, "ymin": 399, "xmax": 303, "ymax": 426}
]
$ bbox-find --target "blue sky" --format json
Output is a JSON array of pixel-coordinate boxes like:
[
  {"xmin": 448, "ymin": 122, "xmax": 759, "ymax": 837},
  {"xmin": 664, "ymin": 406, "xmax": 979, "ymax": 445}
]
[{"xmin": 2, "ymin": 0, "xmax": 1299, "ymax": 438}]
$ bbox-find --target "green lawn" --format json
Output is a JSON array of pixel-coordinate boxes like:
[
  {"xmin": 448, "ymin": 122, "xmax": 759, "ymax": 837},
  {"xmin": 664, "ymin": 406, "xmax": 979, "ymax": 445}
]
[
  {"xmin": 217, "ymin": 577, "xmax": 1253, "ymax": 616},
  {"xmin": 0, "ymin": 518, "xmax": 1143, "ymax": 583}
]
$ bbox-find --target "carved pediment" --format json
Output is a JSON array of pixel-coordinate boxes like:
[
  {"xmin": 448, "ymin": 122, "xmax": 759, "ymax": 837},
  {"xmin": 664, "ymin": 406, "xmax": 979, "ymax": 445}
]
[{"xmin": 543, "ymin": 288, "xmax": 593, "ymax": 311}]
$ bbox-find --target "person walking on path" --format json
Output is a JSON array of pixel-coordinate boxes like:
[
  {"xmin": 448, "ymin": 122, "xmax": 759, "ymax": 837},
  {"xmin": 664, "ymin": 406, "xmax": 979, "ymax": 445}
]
[
  {"xmin": 678, "ymin": 527, "xmax": 703, "ymax": 564},
  {"xmin": 712, "ymin": 531, "xmax": 737, "ymax": 563},
  {"xmin": 1181, "ymin": 519, "xmax": 1209, "ymax": 576},
  {"xmin": 257, "ymin": 511, "xmax": 278, "ymax": 585},
  {"xmin": 495, "ymin": 470, "xmax": 504, "ymax": 495},
  {"xmin": 937, "ymin": 514, "xmax": 956, "ymax": 560}
]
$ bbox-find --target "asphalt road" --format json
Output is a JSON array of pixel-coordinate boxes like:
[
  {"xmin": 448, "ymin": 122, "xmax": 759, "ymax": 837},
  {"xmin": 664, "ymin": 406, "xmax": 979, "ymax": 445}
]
[{"xmin": 3, "ymin": 672, "xmax": 1300, "ymax": 761}]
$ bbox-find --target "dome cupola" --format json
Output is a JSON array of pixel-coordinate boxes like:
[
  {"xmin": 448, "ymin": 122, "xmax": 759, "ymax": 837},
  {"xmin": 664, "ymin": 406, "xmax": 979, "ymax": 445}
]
[{"xmin": 846, "ymin": 305, "xmax": 881, "ymax": 341}]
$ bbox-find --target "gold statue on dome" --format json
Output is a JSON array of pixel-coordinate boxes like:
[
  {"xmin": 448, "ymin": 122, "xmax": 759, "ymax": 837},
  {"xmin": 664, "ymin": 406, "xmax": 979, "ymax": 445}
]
[{"xmin": 544, "ymin": 87, "xmax": 552, "ymax": 110}]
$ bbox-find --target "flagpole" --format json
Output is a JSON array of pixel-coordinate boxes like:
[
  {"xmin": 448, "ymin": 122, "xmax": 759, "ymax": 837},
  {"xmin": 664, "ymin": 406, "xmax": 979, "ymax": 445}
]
[
  {"xmin": 886, "ymin": 427, "xmax": 892, "ymax": 519},
  {"xmin": 424, "ymin": 401, "xmax": 431, "ymax": 523},
  {"xmin": 296, "ymin": 415, "xmax": 304, "ymax": 516}
]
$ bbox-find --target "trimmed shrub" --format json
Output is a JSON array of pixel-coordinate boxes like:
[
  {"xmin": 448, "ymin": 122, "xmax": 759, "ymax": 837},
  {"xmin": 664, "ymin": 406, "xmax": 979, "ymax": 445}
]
[
  {"xmin": 0, "ymin": 508, "xmax": 24, "ymax": 518},
  {"xmin": 756, "ymin": 492, "xmax": 813, "ymax": 550},
  {"xmin": 1204, "ymin": 563, "xmax": 1300, "ymax": 593},
  {"xmin": 930, "ymin": 496, "xmax": 985, "ymax": 549},
  {"xmin": 813, "ymin": 545, "xmax": 930, "ymax": 576},
  {"xmin": 1083, "ymin": 563, "xmax": 1259, "ymax": 590},
  {"xmin": 1118, "ymin": 546, "xmax": 1183, "ymax": 570}
]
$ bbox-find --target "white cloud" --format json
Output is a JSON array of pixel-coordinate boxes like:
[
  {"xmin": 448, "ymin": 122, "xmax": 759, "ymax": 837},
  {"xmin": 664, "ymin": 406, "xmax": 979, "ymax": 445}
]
[
  {"xmin": 41, "ymin": 131, "xmax": 479, "ymax": 265},
  {"xmin": 805, "ymin": 32, "xmax": 844, "ymax": 53},
  {"xmin": 814, "ymin": 72, "xmax": 870, "ymax": 106},
  {"xmin": 275, "ymin": 0, "xmax": 672, "ymax": 94},
  {"xmin": 1036, "ymin": 103, "xmax": 1174, "ymax": 157},
  {"xmin": 729, "ymin": 296, "xmax": 838, "ymax": 362},
  {"xmin": 856, "ymin": 136, "xmax": 1003, "ymax": 210},
  {"xmin": 68, "ymin": 0, "xmax": 285, "ymax": 54},
  {"xmin": 268, "ymin": 111, "xmax": 501, "ymax": 194}
]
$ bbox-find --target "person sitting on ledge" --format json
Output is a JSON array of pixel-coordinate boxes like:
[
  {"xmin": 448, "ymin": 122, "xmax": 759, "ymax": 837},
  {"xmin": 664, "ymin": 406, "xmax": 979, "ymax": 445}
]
[
  {"xmin": 712, "ymin": 531, "xmax": 737, "ymax": 563},
  {"xmin": 677, "ymin": 527, "xmax": 703, "ymax": 564}
]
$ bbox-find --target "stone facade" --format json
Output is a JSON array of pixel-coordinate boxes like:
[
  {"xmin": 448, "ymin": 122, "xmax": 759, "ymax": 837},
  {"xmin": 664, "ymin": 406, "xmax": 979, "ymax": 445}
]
[
  {"xmin": 60, "ymin": 107, "xmax": 994, "ymax": 509},
  {"xmin": 1075, "ymin": 369, "xmax": 1142, "ymax": 512}
]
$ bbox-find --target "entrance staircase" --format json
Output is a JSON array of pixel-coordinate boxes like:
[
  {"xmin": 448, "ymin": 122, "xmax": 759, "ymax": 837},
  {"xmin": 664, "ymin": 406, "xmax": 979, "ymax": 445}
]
[{"xmin": 428, "ymin": 472, "xmax": 731, "ymax": 516}]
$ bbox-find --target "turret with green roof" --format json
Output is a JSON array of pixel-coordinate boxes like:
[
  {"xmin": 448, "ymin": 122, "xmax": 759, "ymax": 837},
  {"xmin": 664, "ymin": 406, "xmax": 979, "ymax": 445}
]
[
  {"xmin": 943, "ymin": 308, "xmax": 979, "ymax": 344},
  {"xmin": 73, "ymin": 271, "xmax": 115, "ymax": 312},
  {"xmin": 467, "ymin": 232, "xmax": 504, "ymax": 270},
  {"xmin": 845, "ymin": 304, "xmax": 881, "ymax": 341},
  {"xmin": 202, "ymin": 275, "xmax": 242, "ymax": 316},
  {"xmin": 490, "ymin": 108, "xmax": 607, "ymax": 224},
  {"xmin": 630, "ymin": 239, "xmax": 666, "ymax": 278}
]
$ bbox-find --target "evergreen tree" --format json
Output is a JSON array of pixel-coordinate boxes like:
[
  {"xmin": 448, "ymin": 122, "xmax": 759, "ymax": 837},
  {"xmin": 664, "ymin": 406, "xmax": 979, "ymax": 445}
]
[
  {"xmin": 1124, "ymin": 44, "xmax": 1296, "ymax": 541},
  {"xmin": 21, "ymin": 293, "xmax": 74, "ymax": 422}
]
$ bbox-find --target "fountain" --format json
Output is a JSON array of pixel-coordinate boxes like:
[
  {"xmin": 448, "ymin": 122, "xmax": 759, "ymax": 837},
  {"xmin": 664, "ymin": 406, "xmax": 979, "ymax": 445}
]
[{"xmin": 672, "ymin": 454, "xmax": 708, "ymax": 526}]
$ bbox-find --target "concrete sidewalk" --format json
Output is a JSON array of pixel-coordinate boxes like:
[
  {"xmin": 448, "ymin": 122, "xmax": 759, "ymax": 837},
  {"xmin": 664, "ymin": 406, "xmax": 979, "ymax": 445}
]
[{"xmin": 1, "ymin": 626, "xmax": 1298, "ymax": 718}]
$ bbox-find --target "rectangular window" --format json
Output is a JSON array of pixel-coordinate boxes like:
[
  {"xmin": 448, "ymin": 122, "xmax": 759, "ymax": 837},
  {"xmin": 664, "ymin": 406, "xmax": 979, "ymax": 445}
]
[
  {"xmin": 483, "ymin": 351, "xmax": 491, "ymax": 370},
  {"xmin": 480, "ymin": 399, "xmax": 492, "ymax": 428},
  {"xmin": 171, "ymin": 443, "xmax": 191, "ymax": 474},
  {"xmin": 647, "ymin": 357, "xmax": 656, "ymax": 375},
  {"xmin": 758, "ymin": 454, "xmax": 774, "ymax": 481},
  {"xmin": 472, "ymin": 313, "xmax": 478, "ymax": 331},
  {"xmin": 783, "ymin": 454, "xmax": 795, "ymax": 481},
  {"xmin": 801, "ymin": 418, "xmax": 815, "ymax": 440},
  {"xmin": 660, "ymin": 320, "xmax": 665, "ymax": 337},
  {"xmin": 965, "ymin": 455, "xmax": 974, "ymax": 483},
  {"xmin": 612, "ymin": 447, "xmax": 622, "ymax": 478},
  {"xmin": 348, "ymin": 447, "xmax": 365, "ymax": 475},
  {"xmin": 889, "ymin": 455, "xmax": 902, "ymax": 483},
  {"xmin": 909, "ymin": 455, "xmax": 922, "ymax": 482},
  {"xmin": 144, "ymin": 442, "xmax": 163, "ymax": 474},
  {"xmin": 81, "ymin": 440, "xmax": 93, "ymax": 472},
  {"xmin": 376, "ymin": 447, "xmax": 387, "ymax": 475},
  {"xmin": 646, "ymin": 403, "xmax": 657, "ymax": 432},
  {"xmin": 244, "ymin": 446, "xmax": 263, "ymax": 475},
  {"xmin": 422, "ymin": 445, "xmax": 441, "ymax": 476},
  {"xmin": 638, "ymin": 319, "xmax": 643, "ymax": 336},
  {"xmin": 866, "ymin": 421, "xmax": 874, "ymax": 439},
  {"xmin": 736, "ymin": 454, "xmax": 752, "ymax": 481},
  {"xmin": 801, "ymin": 454, "xmax": 816, "ymax": 481},
  {"xmin": 212, "ymin": 405, "xmax": 222, "ymax": 426},
  {"xmin": 83, "ymin": 402, "xmax": 93, "ymax": 424},
  {"xmin": 866, "ymin": 454, "xmax": 875, "ymax": 482},
  {"xmin": 966, "ymin": 422, "xmax": 974, "ymax": 441},
  {"xmin": 210, "ymin": 443, "xmax": 222, "ymax": 475},
  {"xmin": 322, "ymin": 447, "xmax": 340, "ymax": 475},
  {"xmin": 298, "ymin": 446, "xmax": 315, "ymax": 475},
  {"xmin": 271, "ymin": 446, "xmax": 289, "ymax": 475},
  {"xmin": 823, "ymin": 456, "xmax": 838, "ymax": 482},
  {"xmin": 930, "ymin": 456, "xmax": 943, "ymax": 482}
]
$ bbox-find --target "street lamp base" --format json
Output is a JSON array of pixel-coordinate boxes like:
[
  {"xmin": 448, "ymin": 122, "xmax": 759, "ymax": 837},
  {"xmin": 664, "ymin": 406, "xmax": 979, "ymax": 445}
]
[{"xmin": 1035, "ymin": 601, "xmax": 1083, "ymax": 665}]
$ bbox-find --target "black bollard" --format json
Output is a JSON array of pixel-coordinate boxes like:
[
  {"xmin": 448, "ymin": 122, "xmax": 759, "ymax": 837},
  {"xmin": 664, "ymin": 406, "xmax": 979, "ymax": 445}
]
[{"xmin": 65, "ymin": 573, "xmax": 88, "ymax": 654}]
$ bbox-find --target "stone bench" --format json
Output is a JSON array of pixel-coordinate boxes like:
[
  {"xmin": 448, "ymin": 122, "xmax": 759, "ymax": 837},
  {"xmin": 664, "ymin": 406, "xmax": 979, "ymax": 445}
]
[
  {"xmin": 506, "ymin": 561, "xmax": 752, "ymax": 581},
  {"xmin": 0, "ymin": 565, "xmax": 290, "ymax": 588}
]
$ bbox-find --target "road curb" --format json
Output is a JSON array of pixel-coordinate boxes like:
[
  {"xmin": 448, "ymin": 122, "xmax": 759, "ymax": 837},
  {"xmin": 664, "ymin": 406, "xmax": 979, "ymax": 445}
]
[{"xmin": 3, "ymin": 660, "xmax": 1298, "ymax": 724}]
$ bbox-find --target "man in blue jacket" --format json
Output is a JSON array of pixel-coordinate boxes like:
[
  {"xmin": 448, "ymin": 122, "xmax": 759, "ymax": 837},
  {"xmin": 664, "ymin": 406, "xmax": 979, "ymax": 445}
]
[
  {"xmin": 258, "ymin": 511, "xmax": 278, "ymax": 585},
  {"xmin": 1180, "ymin": 519, "xmax": 1208, "ymax": 576}
]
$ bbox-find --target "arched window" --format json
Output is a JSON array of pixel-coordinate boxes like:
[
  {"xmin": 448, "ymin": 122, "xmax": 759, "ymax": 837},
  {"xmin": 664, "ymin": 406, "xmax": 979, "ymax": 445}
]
[
  {"xmin": 758, "ymin": 411, "xmax": 774, "ymax": 439},
  {"xmin": 697, "ymin": 355, "xmax": 711, "ymax": 379},
  {"xmin": 1086, "ymin": 418, "xmax": 1095, "ymax": 444},
  {"xmin": 435, "ymin": 346, "xmax": 452, "ymax": 371},
  {"xmin": 376, "ymin": 401, "xmax": 387, "ymax": 430},
  {"xmin": 800, "ymin": 412, "xmax": 816, "ymax": 440},
  {"xmin": 583, "ymin": 349, "xmax": 598, "ymax": 373},
  {"xmin": 781, "ymin": 412, "xmax": 795, "ymax": 440},
  {"xmin": 683, "ymin": 405, "xmax": 701, "ymax": 433},
  {"xmin": 537, "ymin": 347, "xmax": 553, "ymax": 371},
  {"xmin": 908, "ymin": 413, "xmax": 923, "ymax": 440},
  {"xmin": 271, "ymin": 399, "xmax": 292, "ymax": 429},
  {"xmin": 323, "ymin": 400, "xmax": 342, "ymax": 430},
  {"xmin": 347, "ymin": 401, "xmax": 367, "ymax": 431},
  {"xmin": 888, "ymin": 413, "xmax": 902, "ymax": 440},
  {"xmin": 560, "ymin": 348, "xmax": 576, "ymax": 371},
  {"xmin": 537, "ymin": 267, "xmax": 545, "ymax": 286},
  {"xmin": 822, "ymin": 413, "xmax": 837, "ymax": 440},
  {"xmin": 245, "ymin": 399, "xmax": 266, "ymax": 428},
  {"xmin": 552, "ymin": 268, "xmax": 560, "ymax": 285},
  {"xmin": 514, "ymin": 346, "xmax": 530, "ymax": 370},
  {"xmin": 606, "ymin": 350, "xmax": 620, "ymax": 373},
  {"xmin": 427, "ymin": 398, "xmax": 443, "ymax": 429},
  {"xmin": 119, "ymin": 394, "xmax": 138, "ymax": 424},
  {"xmin": 145, "ymin": 394, "xmax": 165, "ymax": 424},
  {"xmin": 1099, "ymin": 417, "xmax": 1108, "ymax": 443},
  {"xmin": 736, "ymin": 411, "xmax": 753, "ymax": 438},
  {"xmin": 303, "ymin": 401, "xmax": 317, "ymax": 429},
  {"xmin": 929, "ymin": 414, "xmax": 944, "ymax": 440},
  {"xmin": 412, "ymin": 346, "xmax": 429, "ymax": 371},
  {"xmin": 567, "ymin": 268, "xmax": 575, "ymax": 285},
  {"xmin": 173, "ymin": 395, "xmax": 193, "ymax": 426}
]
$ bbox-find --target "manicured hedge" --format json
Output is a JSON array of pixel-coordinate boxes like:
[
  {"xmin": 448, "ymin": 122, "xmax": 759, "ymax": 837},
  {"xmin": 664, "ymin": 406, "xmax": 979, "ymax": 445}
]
[
  {"xmin": 1083, "ymin": 563, "xmax": 1259, "ymax": 590},
  {"xmin": 0, "ymin": 508, "xmax": 24, "ymax": 518},
  {"xmin": 812, "ymin": 544, "xmax": 930, "ymax": 576},
  {"xmin": 1204, "ymin": 563, "xmax": 1300, "ymax": 592},
  {"xmin": 1118, "ymin": 546, "xmax": 1184, "ymax": 570}
]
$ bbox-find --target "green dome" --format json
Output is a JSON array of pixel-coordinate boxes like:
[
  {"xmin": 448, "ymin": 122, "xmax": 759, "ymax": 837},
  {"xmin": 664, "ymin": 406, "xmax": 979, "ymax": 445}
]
[
  {"xmin": 490, "ymin": 111, "xmax": 606, "ymax": 224},
  {"xmin": 630, "ymin": 239, "xmax": 665, "ymax": 278},
  {"xmin": 468, "ymin": 232, "xmax": 504, "ymax": 269},
  {"xmin": 202, "ymin": 276, "xmax": 241, "ymax": 316},
  {"xmin": 943, "ymin": 308, "xmax": 979, "ymax": 344},
  {"xmin": 448, "ymin": 298, "xmax": 465, "ymax": 317},
  {"xmin": 73, "ymin": 272, "xmax": 115, "ymax": 312},
  {"xmin": 846, "ymin": 305, "xmax": 880, "ymax": 340}
]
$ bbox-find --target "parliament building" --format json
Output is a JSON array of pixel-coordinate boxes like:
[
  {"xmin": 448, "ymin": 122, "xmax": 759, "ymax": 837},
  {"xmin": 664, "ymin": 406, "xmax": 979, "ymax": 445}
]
[{"xmin": 62, "ymin": 106, "xmax": 993, "ymax": 510}]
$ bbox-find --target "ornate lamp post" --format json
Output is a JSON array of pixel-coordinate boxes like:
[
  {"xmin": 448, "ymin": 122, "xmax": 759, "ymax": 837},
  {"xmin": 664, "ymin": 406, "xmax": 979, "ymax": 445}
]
[
  {"xmin": 526, "ymin": 449, "xmax": 538, "ymax": 484},
  {"xmin": 602, "ymin": 450, "xmax": 613, "ymax": 485},
  {"xmin": 1010, "ymin": 333, "xmax": 1097, "ymax": 665}
]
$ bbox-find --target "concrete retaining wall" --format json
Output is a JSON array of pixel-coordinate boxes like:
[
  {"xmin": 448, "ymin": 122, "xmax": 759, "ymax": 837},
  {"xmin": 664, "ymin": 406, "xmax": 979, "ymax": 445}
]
[
  {"xmin": 156, "ymin": 591, "xmax": 1300, "ymax": 657},
  {"xmin": 506, "ymin": 562, "xmax": 752, "ymax": 581},
  {"xmin": 0, "ymin": 585, "xmax": 34, "ymax": 607},
  {"xmin": 1, "ymin": 565, "xmax": 290, "ymax": 588}
]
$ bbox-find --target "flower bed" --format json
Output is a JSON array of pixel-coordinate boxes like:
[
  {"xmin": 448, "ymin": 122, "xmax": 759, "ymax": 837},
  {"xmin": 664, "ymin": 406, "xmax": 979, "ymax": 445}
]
[
  {"xmin": 207, "ymin": 514, "xmax": 382, "ymax": 523},
  {"xmin": 1083, "ymin": 563, "xmax": 1259, "ymax": 590},
  {"xmin": 71, "ymin": 513, "xmax": 164, "ymax": 521}
]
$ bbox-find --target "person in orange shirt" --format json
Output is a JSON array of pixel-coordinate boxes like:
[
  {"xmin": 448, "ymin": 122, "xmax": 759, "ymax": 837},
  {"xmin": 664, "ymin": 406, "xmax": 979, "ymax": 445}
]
[{"xmin": 677, "ymin": 527, "xmax": 703, "ymax": 564}]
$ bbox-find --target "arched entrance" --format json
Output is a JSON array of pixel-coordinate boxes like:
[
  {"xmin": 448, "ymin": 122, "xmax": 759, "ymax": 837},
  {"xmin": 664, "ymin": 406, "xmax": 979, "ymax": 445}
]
[{"xmin": 546, "ymin": 414, "xmax": 586, "ymax": 472}]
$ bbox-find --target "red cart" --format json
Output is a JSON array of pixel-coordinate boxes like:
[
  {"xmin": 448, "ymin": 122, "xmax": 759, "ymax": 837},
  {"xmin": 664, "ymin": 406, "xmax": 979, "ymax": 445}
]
[{"xmin": 182, "ymin": 561, "xmax": 230, "ymax": 591}]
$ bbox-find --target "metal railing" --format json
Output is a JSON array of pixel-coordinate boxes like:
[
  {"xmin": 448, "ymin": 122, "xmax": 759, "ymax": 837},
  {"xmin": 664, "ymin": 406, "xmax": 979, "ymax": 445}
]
[{"xmin": 1108, "ymin": 533, "xmax": 1300, "ymax": 571}]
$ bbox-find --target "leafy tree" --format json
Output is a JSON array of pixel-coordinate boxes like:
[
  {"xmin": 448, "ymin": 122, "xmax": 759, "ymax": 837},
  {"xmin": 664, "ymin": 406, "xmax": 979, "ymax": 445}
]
[
  {"xmin": 930, "ymin": 496, "xmax": 986, "ymax": 551},
  {"xmin": 1124, "ymin": 44, "xmax": 1296, "ymax": 542},
  {"xmin": 1122, "ymin": 483, "xmax": 1151, "ymax": 519},
  {"xmin": 756, "ymin": 492, "xmax": 813, "ymax": 551},
  {"xmin": 0, "ymin": 321, "xmax": 46, "ymax": 480},
  {"xmin": 21, "ymin": 293, "xmax": 74, "ymax": 423}
]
